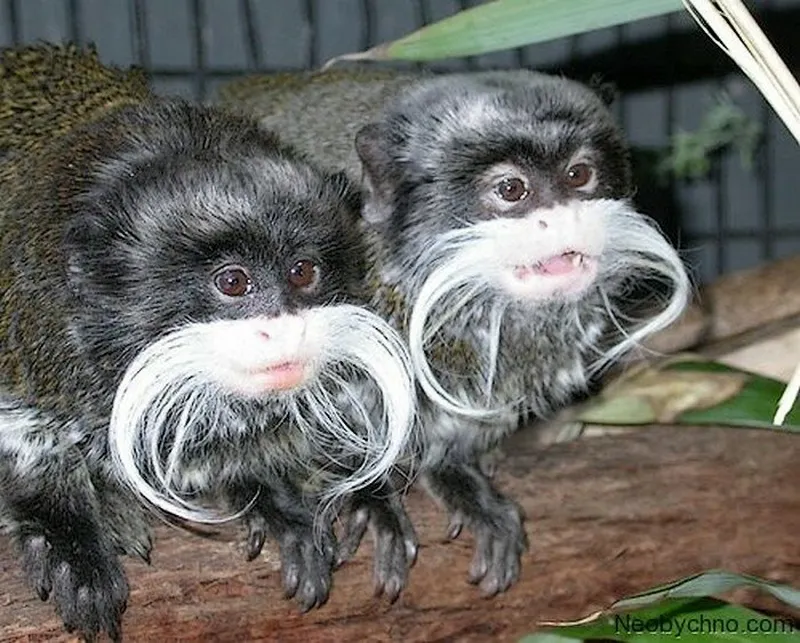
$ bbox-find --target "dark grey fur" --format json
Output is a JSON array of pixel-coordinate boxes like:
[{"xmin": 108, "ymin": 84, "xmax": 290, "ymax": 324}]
[{"xmin": 0, "ymin": 99, "xmax": 379, "ymax": 639}]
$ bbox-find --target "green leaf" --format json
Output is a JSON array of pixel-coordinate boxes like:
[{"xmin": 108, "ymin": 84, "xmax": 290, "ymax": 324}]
[
  {"xmin": 525, "ymin": 597, "xmax": 800, "ymax": 643},
  {"xmin": 669, "ymin": 361, "xmax": 800, "ymax": 431},
  {"xmin": 575, "ymin": 357, "xmax": 800, "ymax": 432},
  {"xmin": 518, "ymin": 635, "xmax": 583, "ymax": 643},
  {"xmin": 611, "ymin": 570, "xmax": 800, "ymax": 611},
  {"xmin": 574, "ymin": 394, "xmax": 657, "ymax": 424},
  {"xmin": 658, "ymin": 94, "xmax": 763, "ymax": 181},
  {"xmin": 520, "ymin": 571, "xmax": 800, "ymax": 642},
  {"xmin": 324, "ymin": 0, "xmax": 683, "ymax": 65}
]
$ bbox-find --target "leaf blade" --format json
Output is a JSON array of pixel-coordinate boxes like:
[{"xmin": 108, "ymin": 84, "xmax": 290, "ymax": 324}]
[
  {"xmin": 527, "ymin": 597, "xmax": 800, "ymax": 643},
  {"xmin": 610, "ymin": 570, "xmax": 800, "ymax": 611},
  {"xmin": 326, "ymin": 0, "xmax": 684, "ymax": 65}
]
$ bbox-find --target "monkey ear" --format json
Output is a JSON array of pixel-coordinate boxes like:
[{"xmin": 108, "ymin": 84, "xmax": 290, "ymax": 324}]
[
  {"xmin": 354, "ymin": 123, "xmax": 399, "ymax": 225},
  {"xmin": 587, "ymin": 74, "xmax": 618, "ymax": 107}
]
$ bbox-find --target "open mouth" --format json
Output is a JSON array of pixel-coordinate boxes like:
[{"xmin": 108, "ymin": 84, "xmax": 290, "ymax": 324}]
[
  {"xmin": 252, "ymin": 361, "xmax": 308, "ymax": 391},
  {"xmin": 513, "ymin": 251, "xmax": 596, "ymax": 280}
]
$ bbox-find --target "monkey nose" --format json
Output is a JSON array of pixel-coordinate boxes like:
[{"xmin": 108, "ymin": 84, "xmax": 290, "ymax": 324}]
[{"xmin": 254, "ymin": 314, "xmax": 306, "ymax": 345}]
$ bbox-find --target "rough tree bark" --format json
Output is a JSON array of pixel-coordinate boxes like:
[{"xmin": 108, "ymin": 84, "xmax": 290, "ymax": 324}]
[{"xmin": 1, "ymin": 425, "xmax": 798, "ymax": 642}]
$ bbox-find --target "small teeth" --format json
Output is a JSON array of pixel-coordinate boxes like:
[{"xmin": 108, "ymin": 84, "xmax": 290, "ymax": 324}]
[{"xmin": 571, "ymin": 253, "xmax": 583, "ymax": 267}]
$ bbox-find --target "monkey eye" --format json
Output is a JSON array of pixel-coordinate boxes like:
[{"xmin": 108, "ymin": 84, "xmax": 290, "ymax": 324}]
[
  {"xmin": 495, "ymin": 177, "xmax": 529, "ymax": 202},
  {"xmin": 565, "ymin": 162, "xmax": 595, "ymax": 189},
  {"xmin": 214, "ymin": 265, "xmax": 253, "ymax": 297},
  {"xmin": 288, "ymin": 259, "xmax": 320, "ymax": 290}
]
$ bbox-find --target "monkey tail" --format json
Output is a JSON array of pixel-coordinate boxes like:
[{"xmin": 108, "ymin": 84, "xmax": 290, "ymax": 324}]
[{"xmin": 0, "ymin": 42, "xmax": 152, "ymax": 156}]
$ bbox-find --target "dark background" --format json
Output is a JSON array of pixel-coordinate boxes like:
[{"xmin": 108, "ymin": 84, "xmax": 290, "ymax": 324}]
[{"xmin": 2, "ymin": 0, "xmax": 798, "ymax": 285}]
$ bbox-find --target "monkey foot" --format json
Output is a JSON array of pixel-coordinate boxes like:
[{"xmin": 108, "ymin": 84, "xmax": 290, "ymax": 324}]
[
  {"xmin": 337, "ymin": 493, "xmax": 418, "ymax": 602},
  {"xmin": 20, "ymin": 531, "xmax": 129, "ymax": 642},
  {"xmin": 447, "ymin": 498, "xmax": 528, "ymax": 596},
  {"xmin": 279, "ymin": 526, "xmax": 336, "ymax": 611},
  {"xmin": 244, "ymin": 513, "xmax": 336, "ymax": 611}
]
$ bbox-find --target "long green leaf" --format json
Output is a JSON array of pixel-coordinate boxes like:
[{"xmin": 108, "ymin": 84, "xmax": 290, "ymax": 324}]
[
  {"xmin": 324, "ymin": 0, "xmax": 683, "ymax": 65},
  {"xmin": 521, "ymin": 597, "xmax": 800, "ymax": 643},
  {"xmin": 610, "ymin": 570, "xmax": 800, "ymax": 611}
]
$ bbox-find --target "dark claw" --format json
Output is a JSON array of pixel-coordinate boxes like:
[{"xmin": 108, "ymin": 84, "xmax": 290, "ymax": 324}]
[
  {"xmin": 447, "ymin": 514, "xmax": 464, "ymax": 540},
  {"xmin": 336, "ymin": 505, "xmax": 370, "ymax": 567},
  {"xmin": 141, "ymin": 549, "xmax": 152, "ymax": 566},
  {"xmin": 243, "ymin": 512, "xmax": 269, "ymax": 561},
  {"xmin": 131, "ymin": 534, "xmax": 153, "ymax": 564},
  {"xmin": 247, "ymin": 527, "xmax": 267, "ymax": 561},
  {"xmin": 468, "ymin": 545, "xmax": 489, "ymax": 585}
]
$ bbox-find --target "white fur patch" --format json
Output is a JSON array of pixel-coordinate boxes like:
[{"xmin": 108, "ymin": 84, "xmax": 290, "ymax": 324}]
[
  {"xmin": 0, "ymin": 401, "xmax": 77, "ymax": 474},
  {"xmin": 406, "ymin": 199, "xmax": 690, "ymax": 418},
  {"xmin": 108, "ymin": 304, "xmax": 417, "ymax": 524}
]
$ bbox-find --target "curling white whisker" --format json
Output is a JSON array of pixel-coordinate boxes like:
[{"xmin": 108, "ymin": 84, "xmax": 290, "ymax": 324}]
[
  {"xmin": 110, "ymin": 306, "xmax": 417, "ymax": 527},
  {"xmin": 405, "ymin": 199, "xmax": 689, "ymax": 418}
]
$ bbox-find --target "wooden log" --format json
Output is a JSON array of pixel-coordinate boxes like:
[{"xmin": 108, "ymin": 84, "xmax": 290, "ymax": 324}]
[
  {"xmin": 646, "ymin": 254, "xmax": 800, "ymax": 354},
  {"xmin": 1, "ymin": 425, "xmax": 798, "ymax": 642}
]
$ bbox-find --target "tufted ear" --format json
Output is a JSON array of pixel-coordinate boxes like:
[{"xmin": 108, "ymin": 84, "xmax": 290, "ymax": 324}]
[
  {"xmin": 354, "ymin": 122, "xmax": 401, "ymax": 225},
  {"xmin": 587, "ymin": 74, "xmax": 618, "ymax": 108}
]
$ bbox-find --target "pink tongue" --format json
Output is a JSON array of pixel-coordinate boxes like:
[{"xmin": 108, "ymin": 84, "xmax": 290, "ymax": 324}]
[{"xmin": 537, "ymin": 254, "xmax": 576, "ymax": 275}]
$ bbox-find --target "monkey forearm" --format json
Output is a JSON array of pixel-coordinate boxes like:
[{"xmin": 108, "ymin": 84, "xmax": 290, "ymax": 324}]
[{"xmin": 0, "ymin": 399, "xmax": 129, "ymax": 640}]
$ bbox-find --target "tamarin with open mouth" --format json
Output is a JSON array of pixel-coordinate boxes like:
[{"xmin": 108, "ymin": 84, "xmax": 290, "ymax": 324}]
[
  {"xmin": 0, "ymin": 46, "xmax": 417, "ymax": 641},
  {"xmin": 218, "ymin": 67, "xmax": 691, "ymax": 598}
]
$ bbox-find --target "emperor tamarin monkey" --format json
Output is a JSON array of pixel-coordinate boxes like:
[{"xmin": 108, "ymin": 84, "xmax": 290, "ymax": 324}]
[
  {"xmin": 0, "ymin": 47, "xmax": 417, "ymax": 640},
  {"xmin": 218, "ymin": 67, "xmax": 691, "ymax": 598}
]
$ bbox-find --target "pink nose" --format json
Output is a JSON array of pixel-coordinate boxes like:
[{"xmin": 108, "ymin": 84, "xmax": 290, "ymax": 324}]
[{"xmin": 253, "ymin": 314, "xmax": 306, "ymax": 346}]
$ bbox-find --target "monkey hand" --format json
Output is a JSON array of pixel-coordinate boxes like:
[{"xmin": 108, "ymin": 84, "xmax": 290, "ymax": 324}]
[
  {"xmin": 336, "ymin": 487, "xmax": 418, "ymax": 602},
  {"xmin": 244, "ymin": 511, "xmax": 336, "ymax": 612},
  {"xmin": 20, "ymin": 528, "xmax": 128, "ymax": 641},
  {"xmin": 447, "ymin": 496, "xmax": 528, "ymax": 596},
  {"xmin": 425, "ymin": 464, "xmax": 528, "ymax": 596}
]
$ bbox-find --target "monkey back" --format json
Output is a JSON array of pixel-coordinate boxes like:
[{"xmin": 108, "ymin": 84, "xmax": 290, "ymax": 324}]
[
  {"xmin": 218, "ymin": 68, "xmax": 419, "ymax": 179},
  {"xmin": 0, "ymin": 43, "xmax": 151, "ymax": 158},
  {"xmin": 0, "ymin": 44, "xmax": 154, "ymax": 411}
]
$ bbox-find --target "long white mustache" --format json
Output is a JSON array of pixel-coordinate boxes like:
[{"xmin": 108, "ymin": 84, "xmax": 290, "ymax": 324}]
[
  {"xmin": 592, "ymin": 206, "xmax": 693, "ymax": 371},
  {"xmin": 407, "ymin": 199, "xmax": 692, "ymax": 419},
  {"xmin": 108, "ymin": 304, "xmax": 417, "ymax": 524}
]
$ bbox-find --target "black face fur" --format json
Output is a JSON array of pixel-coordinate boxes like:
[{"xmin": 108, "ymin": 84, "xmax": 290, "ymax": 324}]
[
  {"xmin": 64, "ymin": 101, "xmax": 365, "ymax": 385},
  {"xmin": 356, "ymin": 71, "xmax": 633, "ymax": 260}
]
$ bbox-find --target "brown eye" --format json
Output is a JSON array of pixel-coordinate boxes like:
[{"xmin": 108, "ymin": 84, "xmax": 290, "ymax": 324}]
[
  {"xmin": 214, "ymin": 266, "xmax": 252, "ymax": 297},
  {"xmin": 496, "ymin": 177, "xmax": 528, "ymax": 202},
  {"xmin": 288, "ymin": 259, "xmax": 319, "ymax": 290},
  {"xmin": 566, "ymin": 162, "xmax": 594, "ymax": 188}
]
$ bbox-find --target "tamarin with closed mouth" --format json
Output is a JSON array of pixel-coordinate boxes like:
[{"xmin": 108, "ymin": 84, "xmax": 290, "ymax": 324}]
[
  {"xmin": 0, "ymin": 46, "xmax": 416, "ymax": 641},
  {"xmin": 218, "ymin": 67, "xmax": 692, "ymax": 597}
]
